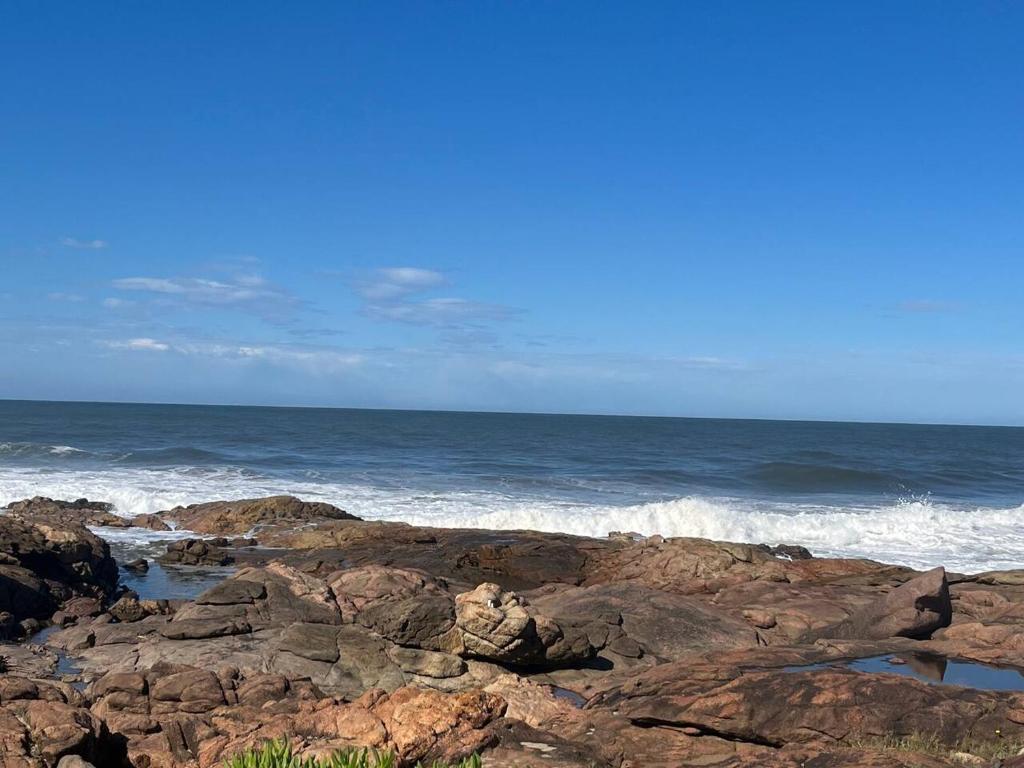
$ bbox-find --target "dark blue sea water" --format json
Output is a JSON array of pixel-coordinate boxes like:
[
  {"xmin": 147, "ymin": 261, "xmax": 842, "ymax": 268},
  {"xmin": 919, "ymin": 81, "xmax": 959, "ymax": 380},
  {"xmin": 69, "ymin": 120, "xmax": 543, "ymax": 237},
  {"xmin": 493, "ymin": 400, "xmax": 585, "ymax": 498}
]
[{"xmin": 1, "ymin": 399, "xmax": 1022, "ymax": 571}]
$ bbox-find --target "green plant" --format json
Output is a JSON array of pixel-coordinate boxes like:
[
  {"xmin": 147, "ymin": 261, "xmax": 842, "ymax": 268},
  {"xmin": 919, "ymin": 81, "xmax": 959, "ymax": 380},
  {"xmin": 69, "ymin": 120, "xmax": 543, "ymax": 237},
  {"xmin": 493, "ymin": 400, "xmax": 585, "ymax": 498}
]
[
  {"xmin": 849, "ymin": 731, "xmax": 1024, "ymax": 761},
  {"xmin": 222, "ymin": 740, "xmax": 482, "ymax": 768}
]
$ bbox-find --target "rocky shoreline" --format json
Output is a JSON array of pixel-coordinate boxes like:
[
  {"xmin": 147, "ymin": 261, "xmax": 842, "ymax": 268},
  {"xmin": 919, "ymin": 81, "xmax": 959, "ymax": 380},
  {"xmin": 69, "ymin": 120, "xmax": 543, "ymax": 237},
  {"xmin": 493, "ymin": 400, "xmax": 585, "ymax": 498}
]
[{"xmin": 2, "ymin": 495, "xmax": 1024, "ymax": 767}]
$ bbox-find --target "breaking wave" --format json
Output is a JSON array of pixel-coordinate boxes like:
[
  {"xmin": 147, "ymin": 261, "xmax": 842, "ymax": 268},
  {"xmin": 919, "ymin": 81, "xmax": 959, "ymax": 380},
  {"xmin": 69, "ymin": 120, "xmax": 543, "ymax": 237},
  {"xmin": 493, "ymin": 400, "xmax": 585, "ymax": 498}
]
[{"xmin": 0, "ymin": 466, "xmax": 1021, "ymax": 573}]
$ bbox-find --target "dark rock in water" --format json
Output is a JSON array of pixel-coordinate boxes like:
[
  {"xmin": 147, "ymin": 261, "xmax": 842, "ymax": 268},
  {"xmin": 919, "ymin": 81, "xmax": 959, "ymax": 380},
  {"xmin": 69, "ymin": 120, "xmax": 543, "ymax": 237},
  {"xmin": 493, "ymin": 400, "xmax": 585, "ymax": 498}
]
[
  {"xmin": 4, "ymin": 495, "xmax": 130, "ymax": 528},
  {"xmin": 157, "ymin": 538, "xmax": 234, "ymax": 566},
  {"xmin": 129, "ymin": 513, "xmax": 171, "ymax": 531},
  {"xmin": 206, "ymin": 536, "xmax": 257, "ymax": 548},
  {"xmin": 0, "ymin": 514, "xmax": 118, "ymax": 623},
  {"xmin": 19, "ymin": 617, "xmax": 41, "ymax": 636},
  {"xmin": 123, "ymin": 558, "xmax": 149, "ymax": 573},
  {"xmin": 159, "ymin": 495, "xmax": 360, "ymax": 535}
]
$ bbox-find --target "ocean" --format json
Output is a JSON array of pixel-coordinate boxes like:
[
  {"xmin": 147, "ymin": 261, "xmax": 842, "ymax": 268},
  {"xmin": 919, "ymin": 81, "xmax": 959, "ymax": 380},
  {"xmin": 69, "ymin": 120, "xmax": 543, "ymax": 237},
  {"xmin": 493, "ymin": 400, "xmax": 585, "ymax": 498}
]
[{"xmin": 0, "ymin": 399, "xmax": 1022, "ymax": 573}]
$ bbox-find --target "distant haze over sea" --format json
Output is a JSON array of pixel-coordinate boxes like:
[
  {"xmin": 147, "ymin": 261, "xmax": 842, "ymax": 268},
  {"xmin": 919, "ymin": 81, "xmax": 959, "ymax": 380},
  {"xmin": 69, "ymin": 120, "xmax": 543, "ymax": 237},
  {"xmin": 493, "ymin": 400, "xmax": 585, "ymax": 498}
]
[{"xmin": 1, "ymin": 399, "xmax": 1022, "ymax": 573}]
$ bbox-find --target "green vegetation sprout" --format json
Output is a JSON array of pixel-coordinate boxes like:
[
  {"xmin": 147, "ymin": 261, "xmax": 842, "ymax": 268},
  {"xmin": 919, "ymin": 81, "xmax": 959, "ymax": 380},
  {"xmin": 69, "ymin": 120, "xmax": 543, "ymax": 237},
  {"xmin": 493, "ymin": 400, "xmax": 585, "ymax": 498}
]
[{"xmin": 222, "ymin": 740, "xmax": 482, "ymax": 768}]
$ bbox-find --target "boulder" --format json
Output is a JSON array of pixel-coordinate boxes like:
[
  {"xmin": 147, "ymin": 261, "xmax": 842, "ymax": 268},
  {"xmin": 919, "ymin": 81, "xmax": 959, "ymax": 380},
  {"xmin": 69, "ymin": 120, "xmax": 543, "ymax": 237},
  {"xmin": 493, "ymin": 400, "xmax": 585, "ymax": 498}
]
[
  {"xmin": 157, "ymin": 539, "xmax": 233, "ymax": 567},
  {"xmin": 0, "ymin": 676, "xmax": 122, "ymax": 767},
  {"xmin": 0, "ymin": 515, "xmax": 118, "ymax": 623},
  {"xmin": 328, "ymin": 565, "xmax": 457, "ymax": 649},
  {"xmin": 109, "ymin": 595, "xmax": 147, "ymax": 623},
  {"xmin": 453, "ymin": 583, "xmax": 594, "ymax": 667},
  {"xmin": 159, "ymin": 495, "xmax": 359, "ymax": 535},
  {"xmin": 4, "ymin": 496, "xmax": 127, "ymax": 528},
  {"xmin": 526, "ymin": 581, "xmax": 760, "ymax": 665},
  {"xmin": 129, "ymin": 513, "xmax": 171, "ymax": 531},
  {"xmin": 816, "ymin": 567, "xmax": 952, "ymax": 641}
]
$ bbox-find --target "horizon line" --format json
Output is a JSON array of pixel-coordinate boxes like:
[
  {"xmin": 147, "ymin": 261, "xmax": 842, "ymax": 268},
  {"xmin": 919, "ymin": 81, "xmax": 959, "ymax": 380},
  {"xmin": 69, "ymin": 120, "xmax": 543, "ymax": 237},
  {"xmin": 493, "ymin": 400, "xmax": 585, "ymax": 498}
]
[{"xmin": 1, "ymin": 396, "xmax": 1021, "ymax": 431}]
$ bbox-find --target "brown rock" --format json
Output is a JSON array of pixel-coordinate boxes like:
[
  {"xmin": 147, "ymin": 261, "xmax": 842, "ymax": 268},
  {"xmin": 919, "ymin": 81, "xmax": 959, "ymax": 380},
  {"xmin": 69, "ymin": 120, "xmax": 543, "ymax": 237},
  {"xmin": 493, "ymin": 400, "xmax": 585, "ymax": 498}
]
[
  {"xmin": 454, "ymin": 583, "xmax": 593, "ymax": 668},
  {"xmin": 130, "ymin": 513, "xmax": 171, "ymax": 531},
  {"xmin": 0, "ymin": 676, "xmax": 119, "ymax": 768},
  {"xmin": 5, "ymin": 496, "xmax": 125, "ymax": 528},
  {"xmin": 371, "ymin": 686, "xmax": 506, "ymax": 764},
  {"xmin": 158, "ymin": 539, "xmax": 234, "ymax": 567},
  {"xmin": 595, "ymin": 661, "xmax": 1024, "ymax": 751},
  {"xmin": 0, "ymin": 514, "xmax": 117, "ymax": 623},
  {"xmin": 816, "ymin": 567, "xmax": 952, "ymax": 641},
  {"xmin": 160, "ymin": 495, "xmax": 359, "ymax": 536}
]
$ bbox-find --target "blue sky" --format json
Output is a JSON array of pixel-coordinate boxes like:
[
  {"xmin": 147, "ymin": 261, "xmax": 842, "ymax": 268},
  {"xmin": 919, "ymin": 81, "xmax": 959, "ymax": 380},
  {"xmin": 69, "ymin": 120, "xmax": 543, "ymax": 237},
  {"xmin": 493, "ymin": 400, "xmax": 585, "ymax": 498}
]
[{"xmin": 1, "ymin": 2, "xmax": 1022, "ymax": 424}]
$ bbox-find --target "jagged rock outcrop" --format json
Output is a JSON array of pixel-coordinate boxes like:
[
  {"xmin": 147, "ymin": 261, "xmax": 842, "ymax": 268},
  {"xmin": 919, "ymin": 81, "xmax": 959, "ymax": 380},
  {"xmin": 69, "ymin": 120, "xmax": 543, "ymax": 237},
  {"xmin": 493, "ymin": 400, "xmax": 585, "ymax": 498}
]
[
  {"xmin": 0, "ymin": 676, "xmax": 125, "ymax": 768},
  {"xmin": 453, "ymin": 583, "xmax": 594, "ymax": 667},
  {"xmin": 5, "ymin": 497, "xmax": 128, "ymax": 528},
  {"xmin": 86, "ymin": 663, "xmax": 505, "ymax": 768},
  {"xmin": 0, "ymin": 515, "xmax": 118, "ymax": 626}
]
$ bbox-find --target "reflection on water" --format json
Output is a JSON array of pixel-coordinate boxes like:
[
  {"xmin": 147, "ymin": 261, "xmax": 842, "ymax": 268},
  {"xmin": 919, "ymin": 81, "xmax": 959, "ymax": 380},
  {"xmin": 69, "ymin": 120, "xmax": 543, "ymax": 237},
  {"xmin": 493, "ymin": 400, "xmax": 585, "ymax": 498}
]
[
  {"xmin": 550, "ymin": 685, "xmax": 587, "ymax": 708},
  {"xmin": 786, "ymin": 653, "xmax": 1024, "ymax": 692},
  {"xmin": 120, "ymin": 560, "xmax": 232, "ymax": 601},
  {"xmin": 29, "ymin": 625, "xmax": 85, "ymax": 689}
]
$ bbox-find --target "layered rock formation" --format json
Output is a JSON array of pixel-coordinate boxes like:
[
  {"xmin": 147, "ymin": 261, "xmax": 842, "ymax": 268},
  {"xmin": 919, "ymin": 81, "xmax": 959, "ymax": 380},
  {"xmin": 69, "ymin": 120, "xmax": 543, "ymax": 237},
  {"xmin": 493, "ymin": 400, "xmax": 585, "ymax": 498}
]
[
  {"xmin": 0, "ymin": 513, "xmax": 118, "ymax": 630},
  {"xmin": 3, "ymin": 494, "xmax": 1024, "ymax": 768}
]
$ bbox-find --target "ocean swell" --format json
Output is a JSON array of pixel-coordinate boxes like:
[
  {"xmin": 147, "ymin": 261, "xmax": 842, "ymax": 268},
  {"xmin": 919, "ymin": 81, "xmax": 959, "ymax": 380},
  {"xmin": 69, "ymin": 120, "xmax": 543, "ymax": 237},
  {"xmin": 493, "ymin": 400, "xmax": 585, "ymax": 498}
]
[{"xmin": 0, "ymin": 466, "xmax": 1021, "ymax": 573}]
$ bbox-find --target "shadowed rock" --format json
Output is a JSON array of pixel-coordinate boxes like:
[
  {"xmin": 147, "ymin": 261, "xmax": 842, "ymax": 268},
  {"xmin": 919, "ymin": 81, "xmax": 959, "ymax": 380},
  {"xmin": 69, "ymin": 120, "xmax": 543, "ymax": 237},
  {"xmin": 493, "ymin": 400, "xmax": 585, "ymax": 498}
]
[
  {"xmin": 0, "ymin": 515, "xmax": 118, "ymax": 625},
  {"xmin": 158, "ymin": 539, "xmax": 234, "ymax": 567},
  {"xmin": 814, "ymin": 567, "xmax": 952, "ymax": 641}
]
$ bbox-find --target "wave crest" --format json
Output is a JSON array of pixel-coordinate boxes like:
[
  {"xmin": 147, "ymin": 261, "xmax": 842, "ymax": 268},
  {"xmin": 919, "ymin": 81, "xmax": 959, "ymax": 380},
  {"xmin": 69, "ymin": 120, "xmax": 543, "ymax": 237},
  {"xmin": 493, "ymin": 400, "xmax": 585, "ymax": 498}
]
[{"xmin": 1, "ymin": 466, "xmax": 1021, "ymax": 573}]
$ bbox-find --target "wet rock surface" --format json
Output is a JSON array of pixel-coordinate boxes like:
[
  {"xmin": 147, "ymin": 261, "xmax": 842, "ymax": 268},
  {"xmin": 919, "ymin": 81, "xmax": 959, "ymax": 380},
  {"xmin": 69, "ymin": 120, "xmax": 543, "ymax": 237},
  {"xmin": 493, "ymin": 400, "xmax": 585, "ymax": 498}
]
[
  {"xmin": 158, "ymin": 538, "xmax": 235, "ymax": 567},
  {"xmin": 4, "ymin": 495, "xmax": 1024, "ymax": 767}
]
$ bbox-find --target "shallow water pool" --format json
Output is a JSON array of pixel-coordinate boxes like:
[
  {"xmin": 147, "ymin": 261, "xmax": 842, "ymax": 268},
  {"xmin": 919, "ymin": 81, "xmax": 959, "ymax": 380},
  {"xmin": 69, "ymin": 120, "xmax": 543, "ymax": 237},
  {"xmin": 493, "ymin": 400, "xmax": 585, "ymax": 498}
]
[{"xmin": 786, "ymin": 653, "xmax": 1024, "ymax": 692}]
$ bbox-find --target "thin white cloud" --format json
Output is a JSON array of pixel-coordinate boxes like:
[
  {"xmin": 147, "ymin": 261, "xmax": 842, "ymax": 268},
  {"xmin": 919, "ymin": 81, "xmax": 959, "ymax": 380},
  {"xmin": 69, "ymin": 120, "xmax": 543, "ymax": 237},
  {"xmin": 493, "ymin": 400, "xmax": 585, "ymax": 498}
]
[
  {"xmin": 47, "ymin": 292, "xmax": 85, "ymax": 303},
  {"xmin": 366, "ymin": 297, "xmax": 518, "ymax": 327},
  {"xmin": 111, "ymin": 273, "xmax": 300, "ymax": 319},
  {"xmin": 488, "ymin": 351, "xmax": 749, "ymax": 384},
  {"xmin": 60, "ymin": 237, "xmax": 108, "ymax": 250},
  {"xmin": 352, "ymin": 267, "xmax": 520, "ymax": 336},
  {"xmin": 896, "ymin": 299, "xmax": 962, "ymax": 314},
  {"xmin": 102, "ymin": 297, "xmax": 135, "ymax": 308},
  {"xmin": 355, "ymin": 267, "xmax": 445, "ymax": 300},
  {"xmin": 103, "ymin": 338, "xmax": 170, "ymax": 352},
  {"xmin": 100, "ymin": 336, "xmax": 364, "ymax": 373}
]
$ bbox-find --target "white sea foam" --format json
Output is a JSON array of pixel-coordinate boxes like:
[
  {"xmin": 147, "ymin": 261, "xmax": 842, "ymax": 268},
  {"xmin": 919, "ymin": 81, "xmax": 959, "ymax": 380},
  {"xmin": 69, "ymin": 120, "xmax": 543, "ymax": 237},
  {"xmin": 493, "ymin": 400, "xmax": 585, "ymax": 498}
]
[
  {"xmin": 1, "ymin": 466, "xmax": 1021, "ymax": 573},
  {"xmin": 49, "ymin": 445, "xmax": 86, "ymax": 455}
]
